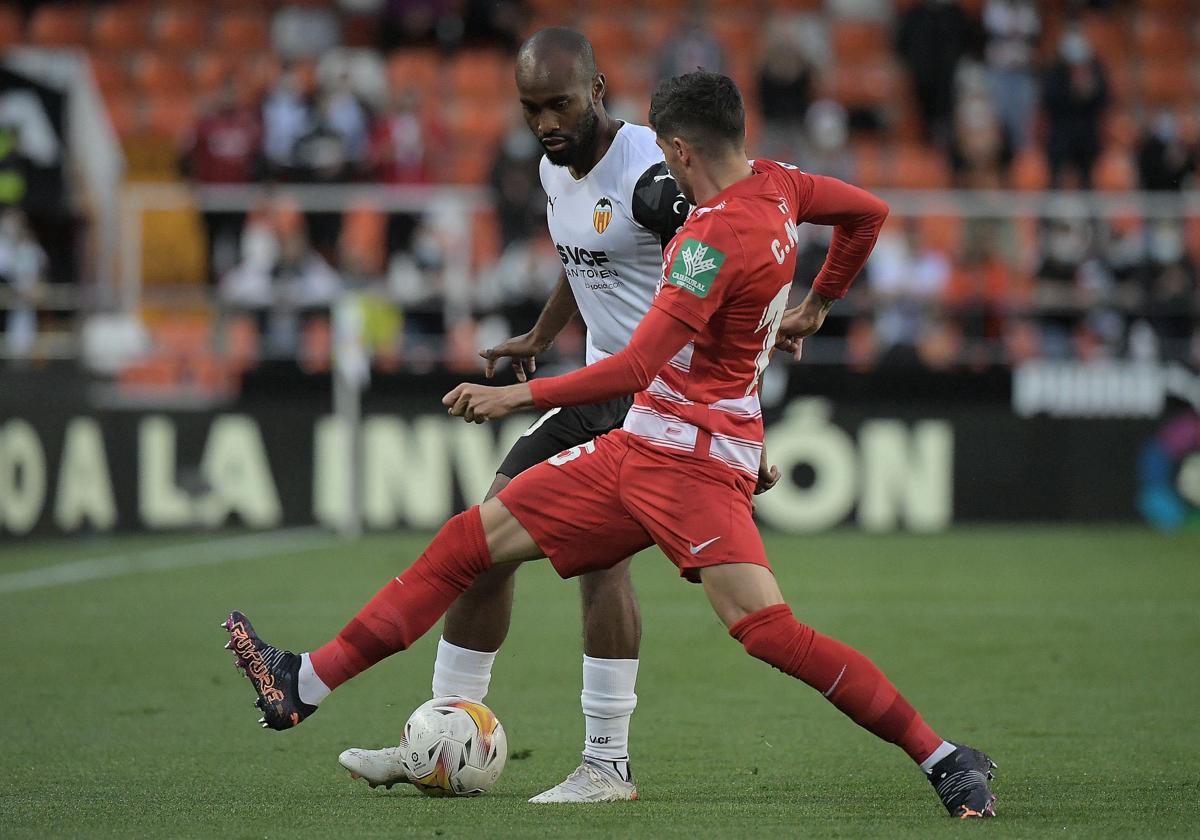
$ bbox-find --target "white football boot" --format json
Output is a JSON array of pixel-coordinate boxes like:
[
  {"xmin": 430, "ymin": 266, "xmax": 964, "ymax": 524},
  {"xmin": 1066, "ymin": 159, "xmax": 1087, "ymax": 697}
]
[
  {"xmin": 338, "ymin": 747, "xmax": 412, "ymax": 789},
  {"xmin": 528, "ymin": 758, "xmax": 638, "ymax": 803}
]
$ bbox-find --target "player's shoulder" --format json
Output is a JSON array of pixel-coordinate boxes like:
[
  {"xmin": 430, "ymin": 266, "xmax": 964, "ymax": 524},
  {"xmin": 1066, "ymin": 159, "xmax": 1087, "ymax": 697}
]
[{"xmin": 612, "ymin": 123, "xmax": 661, "ymax": 176}]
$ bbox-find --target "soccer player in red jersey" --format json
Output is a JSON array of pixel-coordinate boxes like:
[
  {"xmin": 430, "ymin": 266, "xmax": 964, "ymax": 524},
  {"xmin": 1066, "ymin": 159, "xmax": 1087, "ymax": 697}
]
[{"xmin": 225, "ymin": 71, "xmax": 997, "ymax": 818}]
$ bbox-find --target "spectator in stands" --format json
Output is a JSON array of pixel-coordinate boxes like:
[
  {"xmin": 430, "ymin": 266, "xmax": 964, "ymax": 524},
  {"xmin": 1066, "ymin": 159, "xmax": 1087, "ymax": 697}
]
[
  {"xmin": 945, "ymin": 235, "xmax": 1026, "ymax": 367},
  {"xmin": 369, "ymin": 86, "xmax": 438, "ymax": 184},
  {"xmin": 1034, "ymin": 213, "xmax": 1113, "ymax": 357},
  {"xmin": 1137, "ymin": 112, "xmax": 1197, "ymax": 192},
  {"xmin": 489, "ymin": 115, "xmax": 545, "ymax": 250},
  {"xmin": 896, "ymin": 0, "xmax": 974, "ymax": 146},
  {"xmin": 981, "ymin": 0, "xmax": 1040, "ymax": 151},
  {"xmin": 658, "ymin": 16, "xmax": 725, "ymax": 81},
  {"xmin": 948, "ymin": 94, "xmax": 1013, "ymax": 188},
  {"xmin": 795, "ymin": 100, "xmax": 854, "ymax": 183},
  {"xmin": 273, "ymin": 4, "xmax": 341, "ymax": 61},
  {"xmin": 0, "ymin": 208, "xmax": 45, "ymax": 360},
  {"xmin": 1042, "ymin": 26, "xmax": 1108, "ymax": 189},
  {"xmin": 380, "ymin": 0, "xmax": 451, "ymax": 49},
  {"xmin": 868, "ymin": 218, "xmax": 952, "ymax": 364},
  {"xmin": 262, "ymin": 68, "xmax": 313, "ymax": 176},
  {"xmin": 1138, "ymin": 219, "xmax": 1197, "ymax": 361},
  {"xmin": 387, "ymin": 217, "xmax": 452, "ymax": 369},
  {"xmin": 460, "ymin": 0, "xmax": 524, "ymax": 51},
  {"xmin": 323, "ymin": 70, "xmax": 371, "ymax": 166},
  {"xmin": 183, "ymin": 81, "xmax": 263, "ymax": 282},
  {"xmin": 757, "ymin": 35, "xmax": 815, "ymax": 161},
  {"xmin": 220, "ymin": 205, "xmax": 341, "ymax": 359}
]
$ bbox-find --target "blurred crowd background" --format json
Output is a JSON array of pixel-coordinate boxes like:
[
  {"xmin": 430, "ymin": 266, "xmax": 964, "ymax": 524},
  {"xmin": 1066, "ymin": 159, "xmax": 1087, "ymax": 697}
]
[{"xmin": 1, "ymin": 0, "xmax": 1199, "ymax": 397}]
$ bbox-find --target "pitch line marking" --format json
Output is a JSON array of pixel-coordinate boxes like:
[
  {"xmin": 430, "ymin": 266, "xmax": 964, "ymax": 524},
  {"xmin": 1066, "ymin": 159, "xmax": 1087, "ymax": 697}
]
[{"xmin": 0, "ymin": 528, "xmax": 338, "ymax": 595}]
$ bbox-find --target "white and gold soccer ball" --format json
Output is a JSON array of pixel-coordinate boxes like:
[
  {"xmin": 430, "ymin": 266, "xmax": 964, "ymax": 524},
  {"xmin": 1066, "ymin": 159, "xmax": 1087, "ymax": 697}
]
[{"xmin": 400, "ymin": 697, "xmax": 508, "ymax": 797}]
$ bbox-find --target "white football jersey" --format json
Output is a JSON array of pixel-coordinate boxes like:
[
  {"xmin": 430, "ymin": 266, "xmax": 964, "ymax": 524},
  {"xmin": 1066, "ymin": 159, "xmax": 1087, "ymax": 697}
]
[{"xmin": 540, "ymin": 122, "xmax": 689, "ymax": 364}]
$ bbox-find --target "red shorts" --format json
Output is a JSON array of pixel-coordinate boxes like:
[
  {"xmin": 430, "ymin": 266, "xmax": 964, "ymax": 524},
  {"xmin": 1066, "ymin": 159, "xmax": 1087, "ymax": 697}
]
[{"xmin": 498, "ymin": 430, "xmax": 770, "ymax": 583}]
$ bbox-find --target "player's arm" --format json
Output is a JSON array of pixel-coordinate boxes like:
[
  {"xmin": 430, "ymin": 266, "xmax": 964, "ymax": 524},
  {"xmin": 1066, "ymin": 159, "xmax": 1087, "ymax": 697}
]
[
  {"xmin": 631, "ymin": 162, "xmax": 690, "ymax": 247},
  {"xmin": 776, "ymin": 174, "xmax": 888, "ymax": 352},
  {"xmin": 479, "ymin": 270, "xmax": 578, "ymax": 381},
  {"xmin": 444, "ymin": 305, "xmax": 697, "ymax": 423}
]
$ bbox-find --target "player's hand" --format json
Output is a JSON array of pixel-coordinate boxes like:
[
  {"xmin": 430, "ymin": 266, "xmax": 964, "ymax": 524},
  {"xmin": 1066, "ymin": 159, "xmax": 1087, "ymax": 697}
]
[
  {"xmin": 479, "ymin": 332, "xmax": 551, "ymax": 382},
  {"xmin": 442, "ymin": 382, "xmax": 534, "ymax": 423},
  {"xmin": 775, "ymin": 290, "xmax": 836, "ymax": 359},
  {"xmin": 755, "ymin": 450, "xmax": 781, "ymax": 495}
]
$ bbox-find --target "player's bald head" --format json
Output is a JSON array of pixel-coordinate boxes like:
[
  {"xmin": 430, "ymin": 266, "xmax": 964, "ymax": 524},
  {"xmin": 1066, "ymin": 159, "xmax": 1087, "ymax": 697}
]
[{"xmin": 515, "ymin": 27, "xmax": 597, "ymax": 89}]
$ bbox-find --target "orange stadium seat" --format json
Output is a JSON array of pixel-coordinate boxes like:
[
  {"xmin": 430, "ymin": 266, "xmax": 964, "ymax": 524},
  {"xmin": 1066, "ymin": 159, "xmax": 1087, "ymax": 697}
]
[
  {"xmin": 339, "ymin": 203, "xmax": 387, "ymax": 276},
  {"xmin": 299, "ymin": 318, "xmax": 332, "ymax": 375},
  {"xmin": 448, "ymin": 50, "xmax": 510, "ymax": 101},
  {"xmin": 832, "ymin": 20, "xmax": 889, "ymax": 65},
  {"xmin": 153, "ymin": 6, "xmax": 208, "ymax": 52},
  {"xmin": 712, "ymin": 18, "xmax": 759, "ymax": 60},
  {"xmin": 576, "ymin": 17, "xmax": 633, "ymax": 60},
  {"xmin": 91, "ymin": 5, "xmax": 149, "ymax": 52},
  {"xmin": 29, "ymin": 4, "xmax": 90, "ymax": 47},
  {"xmin": 1103, "ymin": 108, "xmax": 1139, "ymax": 150},
  {"xmin": 106, "ymin": 96, "xmax": 140, "ymax": 140},
  {"xmin": 1134, "ymin": 13, "xmax": 1192, "ymax": 58},
  {"xmin": 443, "ymin": 146, "xmax": 491, "ymax": 185},
  {"xmin": 1080, "ymin": 14, "xmax": 1126, "ymax": 59},
  {"xmin": 1105, "ymin": 60, "xmax": 1135, "ymax": 104},
  {"xmin": 144, "ymin": 95, "xmax": 197, "ymax": 145},
  {"xmin": 119, "ymin": 355, "xmax": 181, "ymax": 391},
  {"xmin": 1010, "ymin": 147, "xmax": 1049, "ymax": 191},
  {"xmin": 0, "ymin": 6, "xmax": 21, "ymax": 51},
  {"xmin": 833, "ymin": 60, "xmax": 903, "ymax": 108},
  {"xmin": 387, "ymin": 48, "xmax": 440, "ymax": 96},
  {"xmin": 1093, "ymin": 149, "xmax": 1137, "ymax": 191},
  {"xmin": 223, "ymin": 314, "xmax": 260, "ymax": 374},
  {"xmin": 192, "ymin": 52, "xmax": 232, "ymax": 99},
  {"xmin": 215, "ymin": 11, "xmax": 270, "ymax": 53},
  {"xmin": 892, "ymin": 145, "xmax": 952, "ymax": 189},
  {"xmin": 1138, "ymin": 60, "xmax": 1197, "ymax": 108},
  {"xmin": 89, "ymin": 54, "xmax": 129, "ymax": 100},
  {"xmin": 131, "ymin": 53, "xmax": 191, "ymax": 97}
]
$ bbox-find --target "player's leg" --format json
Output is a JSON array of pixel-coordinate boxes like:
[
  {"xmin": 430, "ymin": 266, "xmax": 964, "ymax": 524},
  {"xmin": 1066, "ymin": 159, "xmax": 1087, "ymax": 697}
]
[
  {"xmin": 225, "ymin": 432, "xmax": 651, "ymax": 732},
  {"xmin": 338, "ymin": 474, "xmax": 521, "ymax": 788},
  {"xmin": 432, "ymin": 472, "xmax": 519, "ymax": 701},
  {"xmin": 430, "ymin": 405, "xmax": 604, "ymax": 704},
  {"xmin": 700, "ymin": 562, "xmax": 996, "ymax": 818},
  {"xmin": 224, "ymin": 495, "xmax": 542, "ymax": 730},
  {"xmin": 528, "ymin": 559, "xmax": 641, "ymax": 803}
]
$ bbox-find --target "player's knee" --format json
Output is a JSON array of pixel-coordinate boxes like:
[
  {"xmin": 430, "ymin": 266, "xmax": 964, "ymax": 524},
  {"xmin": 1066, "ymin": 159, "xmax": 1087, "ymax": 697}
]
[
  {"xmin": 460, "ymin": 562, "xmax": 518, "ymax": 600},
  {"xmin": 729, "ymin": 604, "xmax": 813, "ymax": 672}
]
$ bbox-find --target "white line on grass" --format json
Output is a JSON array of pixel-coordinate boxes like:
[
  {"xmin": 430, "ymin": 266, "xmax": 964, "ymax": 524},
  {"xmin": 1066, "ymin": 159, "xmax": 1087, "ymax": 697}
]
[{"xmin": 0, "ymin": 528, "xmax": 340, "ymax": 595}]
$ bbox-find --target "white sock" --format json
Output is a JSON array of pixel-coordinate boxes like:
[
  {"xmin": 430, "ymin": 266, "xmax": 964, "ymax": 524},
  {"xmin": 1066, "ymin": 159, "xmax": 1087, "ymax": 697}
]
[
  {"xmin": 297, "ymin": 653, "xmax": 331, "ymax": 706},
  {"xmin": 580, "ymin": 656, "xmax": 639, "ymax": 768},
  {"xmin": 431, "ymin": 636, "xmax": 496, "ymax": 701},
  {"xmin": 920, "ymin": 740, "xmax": 957, "ymax": 774}
]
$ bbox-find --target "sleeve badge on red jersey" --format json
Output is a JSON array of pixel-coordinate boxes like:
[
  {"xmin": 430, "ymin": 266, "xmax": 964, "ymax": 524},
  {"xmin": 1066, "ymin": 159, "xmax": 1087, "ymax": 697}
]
[{"xmin": 666, "ymin": 237, "xmax": 726, "ymax": 298}]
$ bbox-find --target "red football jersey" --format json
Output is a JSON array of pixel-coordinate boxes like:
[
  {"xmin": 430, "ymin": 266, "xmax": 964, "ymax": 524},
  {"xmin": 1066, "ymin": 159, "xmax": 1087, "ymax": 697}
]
[{"xmin": 622, "ymin": 159, "xmax": 822, "ymax": 477}]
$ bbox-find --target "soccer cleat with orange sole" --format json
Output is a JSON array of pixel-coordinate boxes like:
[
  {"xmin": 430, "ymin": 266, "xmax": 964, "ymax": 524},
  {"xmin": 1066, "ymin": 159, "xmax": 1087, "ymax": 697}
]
[
  {"xmin": 927, "ymin": 743, "xmax": 997, "ymax": 818},
  {"xmin": 222, "ymin": 610, "xmax": 317, "ymax": 731}
]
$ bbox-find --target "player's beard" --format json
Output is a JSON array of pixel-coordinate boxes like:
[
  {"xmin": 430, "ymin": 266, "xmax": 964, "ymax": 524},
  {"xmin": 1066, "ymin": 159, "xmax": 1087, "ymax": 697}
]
[{"xmin": 543, "ymin": 104, "xmax": 600, "ymax": 170}]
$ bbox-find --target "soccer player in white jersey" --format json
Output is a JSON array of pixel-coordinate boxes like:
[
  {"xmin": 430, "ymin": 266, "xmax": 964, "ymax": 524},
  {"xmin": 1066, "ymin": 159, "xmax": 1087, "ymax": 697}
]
[{"xmin": 338, "ymin": 28, "xmax": 727, "ymax": 803}]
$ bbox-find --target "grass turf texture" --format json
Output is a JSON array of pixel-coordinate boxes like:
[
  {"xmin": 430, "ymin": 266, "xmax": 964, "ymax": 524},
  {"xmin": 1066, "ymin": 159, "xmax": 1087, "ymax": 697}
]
[{"xmin": 1, "ymin": 527, "xmax": 1197, "ymax": 839}]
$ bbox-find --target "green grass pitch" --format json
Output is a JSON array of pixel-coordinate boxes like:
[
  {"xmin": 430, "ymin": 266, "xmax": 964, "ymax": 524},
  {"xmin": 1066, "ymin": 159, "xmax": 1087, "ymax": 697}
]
[{"xmin": 1, "ymin": 527, "xmax": 1197, "ymax": 839}]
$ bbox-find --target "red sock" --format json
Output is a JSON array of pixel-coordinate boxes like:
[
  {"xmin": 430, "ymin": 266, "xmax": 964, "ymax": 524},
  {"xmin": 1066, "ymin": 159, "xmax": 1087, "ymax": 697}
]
[
  {"xmin": 309, "ymin": 507, "xmax": 492, "ymax": 691},
  {"xmin": 729, "ymin": 604, "xmax": 943, "ymax": 765}
]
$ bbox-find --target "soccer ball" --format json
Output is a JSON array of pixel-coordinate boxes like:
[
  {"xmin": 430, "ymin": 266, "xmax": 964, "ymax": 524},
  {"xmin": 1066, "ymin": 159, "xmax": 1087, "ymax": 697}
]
[{"xmin": 400, "ymin": 697, "xmax": 508, "ymax": 797}]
